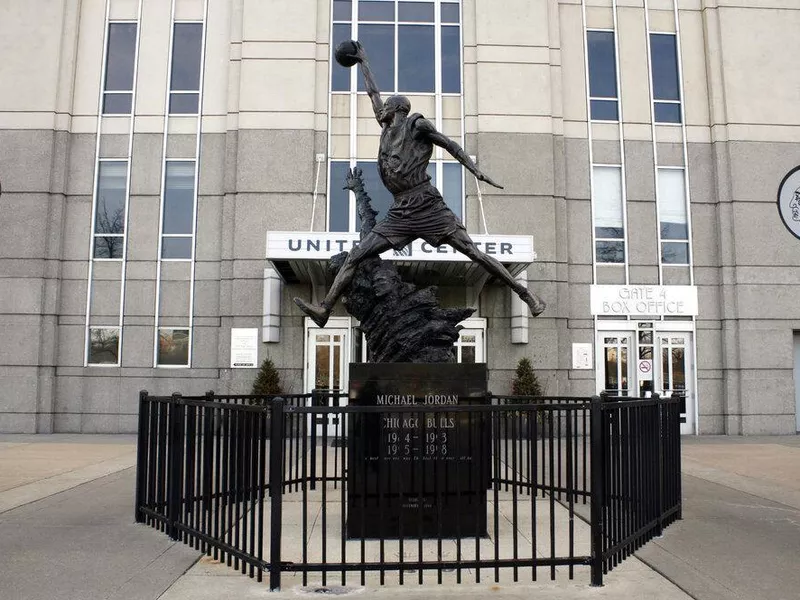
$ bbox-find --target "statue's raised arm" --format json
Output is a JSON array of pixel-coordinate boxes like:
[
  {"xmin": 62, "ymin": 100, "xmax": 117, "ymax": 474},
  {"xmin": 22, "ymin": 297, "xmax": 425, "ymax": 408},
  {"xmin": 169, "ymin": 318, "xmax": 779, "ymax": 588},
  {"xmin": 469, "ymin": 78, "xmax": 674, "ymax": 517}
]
[{"xmin": 335, "ymin": 40, "xmax": 384, "ymax": 125}]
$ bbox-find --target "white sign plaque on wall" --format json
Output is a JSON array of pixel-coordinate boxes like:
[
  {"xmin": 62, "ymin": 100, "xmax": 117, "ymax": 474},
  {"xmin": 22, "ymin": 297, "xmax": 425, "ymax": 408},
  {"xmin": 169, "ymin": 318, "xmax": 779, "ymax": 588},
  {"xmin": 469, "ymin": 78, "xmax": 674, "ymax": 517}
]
[
  {"xmin": 230, "ymin": 328, "xmax": 259, "ymax": 368},
  {"xmin": 590, "ymin": 285, "xmax": 698, "ymax": 317},
  {"xmin": 572, "ymin": 343, "xmax": 593, "ymax": 370}
]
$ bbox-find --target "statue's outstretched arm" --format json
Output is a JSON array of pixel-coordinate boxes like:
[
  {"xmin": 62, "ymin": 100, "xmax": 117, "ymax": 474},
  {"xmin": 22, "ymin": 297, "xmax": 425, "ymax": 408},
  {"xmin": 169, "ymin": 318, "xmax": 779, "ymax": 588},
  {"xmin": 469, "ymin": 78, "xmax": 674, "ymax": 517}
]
[
  {"xmin": 343, "ymin": 42, "xmax": 384, "ymax": 124},
  {"xmin": 415, "ymin": 119, "xmax": 503, "ymax": 189}
]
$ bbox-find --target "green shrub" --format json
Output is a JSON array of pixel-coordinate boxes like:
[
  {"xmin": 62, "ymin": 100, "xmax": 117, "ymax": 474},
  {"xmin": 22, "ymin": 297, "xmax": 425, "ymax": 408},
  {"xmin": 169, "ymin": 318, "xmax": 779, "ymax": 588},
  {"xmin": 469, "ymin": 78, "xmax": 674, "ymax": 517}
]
[
  {"xmin": 511, "ymin": 357, "xmax": 541, "ymax": 397},
  {"xmin": 251, "ymin": 357, "xmax": 282, "ymax": 396}
]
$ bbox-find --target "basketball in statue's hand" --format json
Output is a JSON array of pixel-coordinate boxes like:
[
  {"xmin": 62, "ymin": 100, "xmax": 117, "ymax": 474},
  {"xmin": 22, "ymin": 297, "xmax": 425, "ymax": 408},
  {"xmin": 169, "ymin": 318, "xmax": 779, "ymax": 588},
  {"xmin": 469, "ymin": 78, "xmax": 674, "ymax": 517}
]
[{"xmin": 334, "ymin": 40, "xmax": 361, "ymax": 67}]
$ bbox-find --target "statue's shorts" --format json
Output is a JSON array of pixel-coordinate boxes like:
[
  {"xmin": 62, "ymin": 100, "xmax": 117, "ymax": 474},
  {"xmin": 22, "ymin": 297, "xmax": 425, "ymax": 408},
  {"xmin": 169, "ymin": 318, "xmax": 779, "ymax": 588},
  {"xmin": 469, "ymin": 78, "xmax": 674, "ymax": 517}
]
[{"xmin": 370, "ymin": 182, "xmax": 466, "ymax": 250}]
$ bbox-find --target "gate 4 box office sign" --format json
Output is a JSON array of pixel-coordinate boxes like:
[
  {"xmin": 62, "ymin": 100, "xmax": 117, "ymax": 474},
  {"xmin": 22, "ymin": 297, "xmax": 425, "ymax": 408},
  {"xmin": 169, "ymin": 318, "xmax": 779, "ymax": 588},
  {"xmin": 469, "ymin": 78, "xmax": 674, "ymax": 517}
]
[{"xmin": 590, "ymin": 286, "xmax": 699, "ymax": 318}]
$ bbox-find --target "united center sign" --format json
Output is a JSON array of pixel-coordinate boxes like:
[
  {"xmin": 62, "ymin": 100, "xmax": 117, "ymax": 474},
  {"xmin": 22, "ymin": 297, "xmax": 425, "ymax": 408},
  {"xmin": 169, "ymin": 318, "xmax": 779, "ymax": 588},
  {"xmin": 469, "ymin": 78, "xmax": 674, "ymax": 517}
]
[
  {"xmin": 590, "ymin": 285, "xmax": 699, "ymax": 317},
  {"xmin": 266, "ymin": 232, "xmax": 535, "ymax": 263}
]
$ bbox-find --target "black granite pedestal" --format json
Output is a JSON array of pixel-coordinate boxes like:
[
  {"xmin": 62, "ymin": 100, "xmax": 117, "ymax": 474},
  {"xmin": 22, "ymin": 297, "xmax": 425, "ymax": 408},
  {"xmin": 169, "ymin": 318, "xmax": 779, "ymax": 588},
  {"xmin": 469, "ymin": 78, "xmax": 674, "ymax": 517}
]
[{"xmin": 346, "ymin": 363, "xmax": 489, "ymax": 539}]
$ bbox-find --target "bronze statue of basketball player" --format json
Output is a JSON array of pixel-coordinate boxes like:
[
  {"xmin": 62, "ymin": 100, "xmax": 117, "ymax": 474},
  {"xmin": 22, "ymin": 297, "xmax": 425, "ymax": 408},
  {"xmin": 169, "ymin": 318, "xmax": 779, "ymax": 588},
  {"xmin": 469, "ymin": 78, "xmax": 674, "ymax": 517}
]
[{"xmin": 294, "ymin": 40, "xmax": 546, "ymax": 327}]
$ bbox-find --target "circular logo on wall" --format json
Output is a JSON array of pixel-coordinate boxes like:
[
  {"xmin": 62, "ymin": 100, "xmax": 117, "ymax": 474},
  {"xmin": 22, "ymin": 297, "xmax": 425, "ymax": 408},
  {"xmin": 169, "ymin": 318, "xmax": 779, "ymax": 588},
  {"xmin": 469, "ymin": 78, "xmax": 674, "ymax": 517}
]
[{"xmin": 777, "ymin": 166, "xmax": 800, "ymax": 240}]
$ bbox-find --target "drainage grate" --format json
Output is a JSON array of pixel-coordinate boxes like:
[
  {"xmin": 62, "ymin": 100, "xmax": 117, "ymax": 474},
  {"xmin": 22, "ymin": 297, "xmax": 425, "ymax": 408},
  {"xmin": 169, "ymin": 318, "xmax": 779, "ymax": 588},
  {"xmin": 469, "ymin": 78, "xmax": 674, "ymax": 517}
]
[{"xmin": 296, "ymin": 585, "xmax": 363, "ymax": 596}]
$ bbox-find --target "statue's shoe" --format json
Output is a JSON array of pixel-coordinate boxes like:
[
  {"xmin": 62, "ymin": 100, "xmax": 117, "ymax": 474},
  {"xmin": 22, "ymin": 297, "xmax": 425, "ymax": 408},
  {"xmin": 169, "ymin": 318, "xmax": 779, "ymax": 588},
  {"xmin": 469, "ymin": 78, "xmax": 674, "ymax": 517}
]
[
  {"xmin": 293, "ymin": 297, "xmax": 330, "ymax": 328},
  {"xmin": 520, "ymin": 290, "xmax": 546, "ymax": 317}
]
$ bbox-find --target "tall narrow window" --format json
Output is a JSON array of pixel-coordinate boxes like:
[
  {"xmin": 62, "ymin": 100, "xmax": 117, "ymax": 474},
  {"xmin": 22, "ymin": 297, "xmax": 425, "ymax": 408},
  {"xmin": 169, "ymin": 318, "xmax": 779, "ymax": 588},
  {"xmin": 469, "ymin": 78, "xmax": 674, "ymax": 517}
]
[
  {"xmin": 587, "ymin": 30, "xmax": 618, "ymax": 121},
  {"xmin": 593, "ymin": 166, "xmax": 625, "ymax": 264},
  {"xmin": 658, "ymin": 168, "xmax": 689, "ymax": 264},
  {"xmin": 169, "ymin": 23, "xmax": 203, "ymax": 114},
  {"xmin": 161, "ymin": 161, "xmax": 196, "ymax": 259},
  {"xmin": 103, "ymin": 23, "xmax": 137, "ymax": 114},
  {"xmin": 650, "ymin": 34, "xmax": 681, "ymax": 124},
  {"xmin": 93, "ymin": 161, "xmax": 128, "ymax": 259}
]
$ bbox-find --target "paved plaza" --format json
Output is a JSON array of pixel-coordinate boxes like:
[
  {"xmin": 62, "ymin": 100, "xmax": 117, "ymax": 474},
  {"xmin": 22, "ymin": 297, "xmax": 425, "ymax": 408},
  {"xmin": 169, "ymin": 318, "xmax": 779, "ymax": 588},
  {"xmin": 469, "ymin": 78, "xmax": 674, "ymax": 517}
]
[{"xmin": 0, "ymin": 435, "xmax": 798, "ymax": 600}]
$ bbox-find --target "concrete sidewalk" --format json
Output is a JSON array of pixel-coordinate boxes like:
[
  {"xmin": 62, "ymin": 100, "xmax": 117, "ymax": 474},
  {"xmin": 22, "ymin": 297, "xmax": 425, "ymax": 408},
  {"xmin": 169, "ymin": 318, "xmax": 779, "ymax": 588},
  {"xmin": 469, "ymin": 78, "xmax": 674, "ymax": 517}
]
[
  {"xmin": 680, "ymin": 435, "xmax": 800, "ymax": 510},
  {"xmin": 0, "ymin": 434, "xmax": 138, "ymax": 514},
  {"xmin": 636, "ymin": 436, "xmax": 800, "ymax": 600},
  {"xmin": 0, "ymin": 434, "xmax": 198, "ymax": 600}
]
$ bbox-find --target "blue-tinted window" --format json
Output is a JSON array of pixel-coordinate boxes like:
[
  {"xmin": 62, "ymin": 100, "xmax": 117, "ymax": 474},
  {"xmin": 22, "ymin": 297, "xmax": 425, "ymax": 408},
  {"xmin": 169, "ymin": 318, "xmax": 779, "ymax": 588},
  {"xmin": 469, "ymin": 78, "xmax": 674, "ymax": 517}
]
[
  {"xmin": 163, "ymin": 162, "xmax": 195, "ymax": 235},
  {"xmin": 103, "ymin": 23, "xmax": 137, "ymax": 114},
  {"xmin": 329, "ymin": 161, "xmax": 351, "ymax": 232},
  {"xmin": 660, "ymin": 222, "xmax": 688, "ymax": 240},
  {"xmin": 335, "ymin": 1, "xmax": 461, "ymax": 94},
  {"xmin": 94, "ymin": 161, "xmax": 128, "ymax": 259},
  {"xmin": 650, "ymin": 34, "xmax": 680, "ymax": 101},
  {"xmin": 398, "ymin": 25, "xmax": 435, "ymax": 92},
  {"xmin": 587, "ymin": 31, "xmax": 617, "ymax": 98},
  {"xmin": 169, "ymin": 23, "xmax": 203, "ymax": 114},
  {"xmin": 357, "ymin": 24, "xmax": 395, "ymax": 92},
  {"xmin": 356, "ymin": 161, "xmax": 394, "ymax": 224},
  {"xmin": 171, "ymin": 24, "xmax": 202, "ymax": 91},
  {"xmin": 442, "ymin": 163, "xmax": 462, "ymax": 219},
  {"xmin": 331, "ymin": 23, "xmax": 352, "ymax": 91},
  {"xmin": 359, "ymin": 1, "xmax": 394, "ymax": 21},
  {"xmin": 331, "ymin": 161, "xmax": 459, "ymax": 231},
  {"xmin": 333, "ymin": 0, "xmax": 352, "ymax": 21},
  {"xmin": 441, "ymin": 26, "xmax": 461, "ymax": 94},
  {"xmin": 587, "ymin": 31, "xmax": 618, "ymax": 121},
  {"xmin": 590, "ymin": 99, "xmax": 618, "ymax": 121},
  {"xmin": 661, "ymin": 242, "xmax": 688, "ymax": 264},
  {"xmin": 398, "ymin": 1, "xmax": 434, "ymax": 22},
  {"xmin": 161, "ymin": 237, "xmax": 193, "ymax": 259},
  {"xmin": 441, "ymin": 3, "xmax": 459, "ymax": 23},
  {"xmin": 103, "ymin": 94, "xmax": 132, "ymax": 114},
  {"xmin": 105, "ymin": 23, "xmax": 137, "ymax": 91},
  {"xmin": 654, "ymin": 102, "xmax": 681, "ymax": 124},
  {"xmin": 169, "ymin": 94, "xmax": 199, "ymax": 114},
  {"xmin": 95, "ymin": 162, "xmax": 128, "ymax": 234}
]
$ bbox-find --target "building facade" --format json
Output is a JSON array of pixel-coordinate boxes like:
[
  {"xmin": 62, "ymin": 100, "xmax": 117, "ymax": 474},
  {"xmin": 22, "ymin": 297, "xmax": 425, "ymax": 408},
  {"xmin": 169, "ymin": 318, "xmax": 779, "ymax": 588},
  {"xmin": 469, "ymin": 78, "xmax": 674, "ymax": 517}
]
[{"xmin": 1, "ymin": 0, "xmax": 799, "ymax": 435}]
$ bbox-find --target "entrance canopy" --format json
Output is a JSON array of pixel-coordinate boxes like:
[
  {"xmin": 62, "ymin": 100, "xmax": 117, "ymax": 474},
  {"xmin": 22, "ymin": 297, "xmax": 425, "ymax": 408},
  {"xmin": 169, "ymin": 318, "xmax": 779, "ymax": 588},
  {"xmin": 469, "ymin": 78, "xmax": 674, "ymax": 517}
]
[{"xmin": 266, "ymin": 231, "xmax": 536, "ymax": 286}]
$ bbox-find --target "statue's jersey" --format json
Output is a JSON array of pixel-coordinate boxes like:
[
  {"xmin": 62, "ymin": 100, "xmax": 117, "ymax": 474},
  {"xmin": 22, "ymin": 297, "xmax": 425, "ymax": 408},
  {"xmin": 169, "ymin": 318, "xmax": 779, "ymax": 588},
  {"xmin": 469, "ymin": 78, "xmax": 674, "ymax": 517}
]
[
  {"xmin": 377, "ymin": 113, "xmax": 433, "ymax": 195},
  {"xmin": 370, "ymin": 113, "xmax": 466, "ymax": 250}
]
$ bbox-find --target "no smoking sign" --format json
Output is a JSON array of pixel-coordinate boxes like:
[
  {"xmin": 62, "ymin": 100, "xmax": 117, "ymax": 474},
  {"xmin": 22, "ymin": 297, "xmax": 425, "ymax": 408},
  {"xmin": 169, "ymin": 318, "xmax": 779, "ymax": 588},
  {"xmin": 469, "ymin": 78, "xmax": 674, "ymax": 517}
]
[{"xmin": 638, "ymin": 359, "xmax": 653, "ymax": 380}]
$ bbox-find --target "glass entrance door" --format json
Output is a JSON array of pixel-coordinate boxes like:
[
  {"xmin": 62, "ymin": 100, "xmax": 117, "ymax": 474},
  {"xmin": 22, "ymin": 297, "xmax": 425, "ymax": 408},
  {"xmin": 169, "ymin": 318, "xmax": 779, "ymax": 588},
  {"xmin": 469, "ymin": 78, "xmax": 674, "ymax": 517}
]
[
  {"xmin": 306, "ymin": 322, "xmax": 349, "ymax": 436},
  {"xmin": 597, "ymin": 326, "xmax": 695, "ymax": 434},
  {"xmin": 599, "ymin": 333, "xmax": 633, "ymax": 396},
  {"xmin": 453, "ymin": 328, "xmax": 485, "ymax": 363},
  {"xmin": 654, "ymin": 332, "xmax": 694, "ymax": 435}
]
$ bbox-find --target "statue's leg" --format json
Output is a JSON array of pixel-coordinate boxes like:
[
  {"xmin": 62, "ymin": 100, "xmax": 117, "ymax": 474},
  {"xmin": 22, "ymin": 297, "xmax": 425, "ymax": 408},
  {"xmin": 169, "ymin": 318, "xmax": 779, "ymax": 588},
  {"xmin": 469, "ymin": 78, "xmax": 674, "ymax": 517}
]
[
  {"xmin": 293, "ymin": 232, "xmax": 397, "ymax": 327},
  {"xmin": 446, "ymin": 228, "xmax": 546, "ymax": 317}
]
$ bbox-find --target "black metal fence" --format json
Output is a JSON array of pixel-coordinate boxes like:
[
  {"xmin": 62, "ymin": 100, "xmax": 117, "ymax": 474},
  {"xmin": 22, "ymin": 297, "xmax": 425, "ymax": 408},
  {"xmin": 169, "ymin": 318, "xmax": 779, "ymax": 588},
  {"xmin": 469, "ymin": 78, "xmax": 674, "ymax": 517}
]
[{"xmin": 134, "ymin": 390, "xmax": 681, "ymax": 589}]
